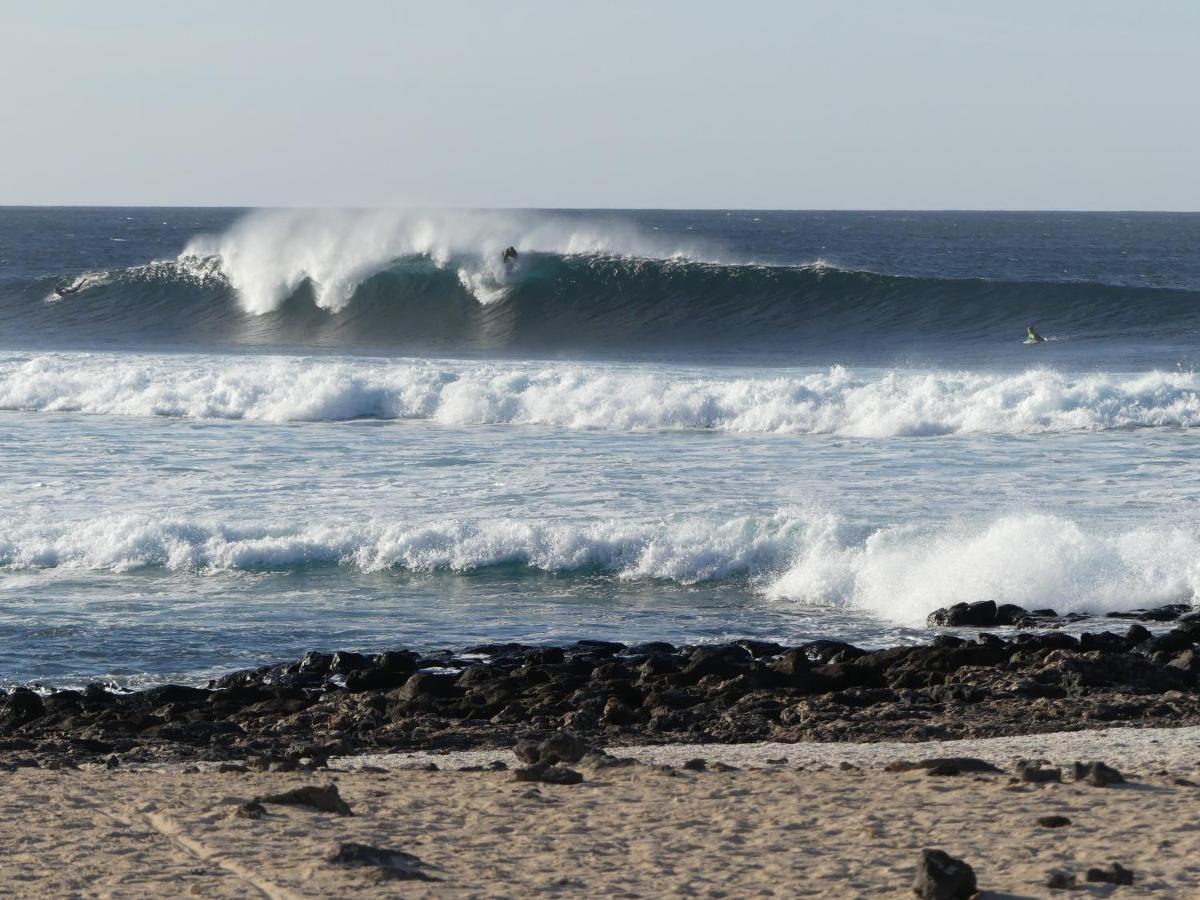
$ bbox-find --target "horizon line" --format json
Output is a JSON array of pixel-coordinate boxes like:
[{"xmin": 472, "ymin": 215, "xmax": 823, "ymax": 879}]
[{"xmin": 2, "ymin": 204, "xmax": 1199, "ymax": 214}]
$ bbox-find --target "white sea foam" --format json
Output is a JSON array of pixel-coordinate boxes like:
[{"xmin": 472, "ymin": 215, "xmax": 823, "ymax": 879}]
[
  {"xmin": 183, "ymin": 208, "xmax": 707, "ymax": 312},
  {"xmin": 2, "ymin": 511, "xmax": 1195, "ymax": 624},
  {"xmin": 767, "ymin": 513, "xmax": 1200, "ymax": 624},
  {"xmin": 2, "ymin": 353, "xmax": 1198, "ymax": 436}
]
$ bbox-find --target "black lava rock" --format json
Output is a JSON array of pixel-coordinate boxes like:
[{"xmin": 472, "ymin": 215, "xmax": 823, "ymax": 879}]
[
  {"xmin": 913, "ymin": 848, "xmax": 977, "ymax": 899},
  {"xmin": 1086, "ymin": 862, "xmax": 1134, "ymax": 885},
  {"xmin": 257, "ymin": 784, "xmax": 353, "ymax": 816},
  {"xmin": 327, "ymin": 842, "xmax": 439, "ymax": 881},
  {"xmin": 1017, "ymin": 761, "xmax": 1062, "ymax": 784},
  {"xmin": 1073, "ymin": 760, "xmax": 1124, "ymax": 786},
  {"xmin": 513, "ymin": 763, "xmax": 583, "ymax": 785},
  {"xmin": 1037, "ymin": 815, "xmax": 1072, "ymax": 828},
  {"xmin": 0, "ymin": 688, "xmax": 45, "ymax": 731}
]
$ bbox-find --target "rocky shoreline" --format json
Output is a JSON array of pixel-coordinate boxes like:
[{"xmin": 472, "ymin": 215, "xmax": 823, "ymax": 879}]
[{"xmin": 3, "ymin": 600, "xmax": 1200, "ymax": 770}]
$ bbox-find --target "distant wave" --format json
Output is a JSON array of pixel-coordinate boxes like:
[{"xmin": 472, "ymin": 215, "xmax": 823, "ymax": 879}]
[
  {"xmin": 2, "ymin": 207, "xmax": 1198, "ymax": 355},
  {"xmin": 2, "ymin": 510, "xmax": 1195, "ymax": 623},
  {"xmin": 2, "ymin": 353, "xmax": 1198, "ymax": 435}
]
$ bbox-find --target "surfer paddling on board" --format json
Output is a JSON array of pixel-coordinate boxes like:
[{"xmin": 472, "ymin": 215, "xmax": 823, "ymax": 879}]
[
  {"xmin": 502, "ymin": 246, "xmax": 519, "ymax": 268},
  {"xmin": 1026, "ymin": 324, "xmax": 1044, "ymax": 344}
]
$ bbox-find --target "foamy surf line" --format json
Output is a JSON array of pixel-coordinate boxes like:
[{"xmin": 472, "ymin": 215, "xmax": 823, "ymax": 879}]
[
  {"xmin": 2, "ymin": 353, "xmax": 1199, "ymax": 435},
  {"xmin": 2, "ymin": 511, "xmax": 1195, "ymax": 624}
]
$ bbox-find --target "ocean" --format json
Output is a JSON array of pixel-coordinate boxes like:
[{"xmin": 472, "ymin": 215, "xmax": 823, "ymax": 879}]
[{"xmin": 1, "ymin": 207, "xmax": 1198, "ymax": 689}]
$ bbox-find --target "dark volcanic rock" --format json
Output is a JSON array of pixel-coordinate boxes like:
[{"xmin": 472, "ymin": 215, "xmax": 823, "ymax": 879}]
[
  {"xmin": 235, "ymin": 800, "xmax": 267, "ymax": 820},
  {"xmin": 344, "ymin": 652, "xmax": 419, "ymax": 692},
  {"xmin": 258, "ymin": 784, "xmax": 353, "ymax": 816},
  {"xmin": 1107, "ymin": 603, "xmax": 1189, "ymax": 622},
  {"xmin": 884, "ymin": 757, "xmax": 1002, "ymax": 775},
  {"xmin": 537, "ymin": 730, "xmax": 590, "ymax": 765},
  {"xmin": 681, "ymin": 645, "xmax": 753, "ymax": 681},
  {"xmin": 927, "ymin": 600, "xmax": 1013, "ymax": 628},
  {"xmin": 330, "ymin": 651, "xmax": 371, "ymax": 673},
  {"xmin": 1086, "ymin": 862, "xmax": 1134, "ymax": 885},
  {"xmin": 913, "ymin": 848, "xmax": 977, "ymax": 899},
  {"xmin": 1073, "ymin": 760, "xmax": 1124, "ymax": 786},
  {"xmin": 0, "ymin": 688, "xmax": 46, "ymax": 731},
  {"xmin": 327, "ymin": 842, "xmax": 439, "ymax": 881},
  {"xmin": 395, "ymin": 672, "xmax": 460, "ymax": 702},
  {"xmin": 1037, "ymin": 815, "xmax": 1072, "ymax": 828},
  {"xmin": 513, "ymin": 763, "xmax": 584, "ymax": 785},
  {"xmin": 1045, "ymin": 869, "xmax": 1076, "ymax": 889},
  {"xmin": 9, "ymin": 619, "xmax": 1200, "ymax": 768},
  {"xmin": 1017, "ymin": 761, "xmax": 1062, "ymax": 784}
]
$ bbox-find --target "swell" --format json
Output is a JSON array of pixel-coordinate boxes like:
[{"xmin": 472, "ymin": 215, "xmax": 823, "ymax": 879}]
[
  {"xmin": 3, "ymin": 252, "xmax": 1199, "ymax": 354},
  {"xmin": 2, "ymin": 510, "xmax": 1195, "ymax": 624}
]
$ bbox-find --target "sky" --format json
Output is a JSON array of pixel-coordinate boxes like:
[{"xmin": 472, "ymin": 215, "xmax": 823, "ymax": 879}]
[{"xmin": 1, "ymin": 0, "xmax": 1197, "ymax": 209}]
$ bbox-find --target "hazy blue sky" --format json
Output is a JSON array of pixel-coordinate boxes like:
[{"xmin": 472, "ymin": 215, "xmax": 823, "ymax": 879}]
[{"xmin": 2, "ymin": 1, "xmax": 1197, "ymax": 209}]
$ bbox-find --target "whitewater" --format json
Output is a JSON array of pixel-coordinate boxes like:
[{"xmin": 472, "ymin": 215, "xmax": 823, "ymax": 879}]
[
  {"xmin": 3, "ymin": 353, "xmax": 1200, "ymax": 435},
  {"xmin": 1, "ymin": 206, "xmax": 1198, "ymax": 686}
]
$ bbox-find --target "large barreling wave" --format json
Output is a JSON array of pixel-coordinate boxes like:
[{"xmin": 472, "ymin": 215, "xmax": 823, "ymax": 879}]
[{"xmin": 3, "ymin": 208, "xmax": 1199, "ymax": 358}]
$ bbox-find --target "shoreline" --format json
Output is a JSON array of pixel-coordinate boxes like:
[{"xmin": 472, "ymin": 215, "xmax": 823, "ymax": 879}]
[{"xmin": 3, "ymin": 600, "xmax": 1200, "ymax": 771}]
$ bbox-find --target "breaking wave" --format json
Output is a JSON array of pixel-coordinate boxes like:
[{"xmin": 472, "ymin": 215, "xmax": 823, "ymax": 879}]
[
  {"xmin": 2, "ymin": 510, "xmax": 1196, "ymax": 624},
  {"xmin": 3, "ymin": 208, "xmax": 1198, "ymax": 356},
  {"xmin": 2, "ymin": 353, "xmax": 1198, "ymax": 435}
]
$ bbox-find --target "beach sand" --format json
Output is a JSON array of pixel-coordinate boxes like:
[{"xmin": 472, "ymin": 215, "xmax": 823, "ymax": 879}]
[{"xmin": 5, "ymin": 727, "xmax": 1200, "ymax": 898}]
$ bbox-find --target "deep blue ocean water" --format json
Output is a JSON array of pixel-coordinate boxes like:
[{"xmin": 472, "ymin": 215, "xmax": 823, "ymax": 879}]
[{"xmin": 1, "ymin": 208, "xmax": 1198, "ymax": 687}]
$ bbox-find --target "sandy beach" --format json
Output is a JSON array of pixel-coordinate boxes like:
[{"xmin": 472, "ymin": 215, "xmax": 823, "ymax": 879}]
[{"xmin": 4, "ymin": 727, "xmax": 1197, "ymax": 898}]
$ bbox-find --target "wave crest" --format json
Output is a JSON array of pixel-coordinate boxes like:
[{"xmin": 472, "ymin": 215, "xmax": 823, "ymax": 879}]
[{"xmin": 182, "ymin": 208, "xmax": 708, "ymax": 313}]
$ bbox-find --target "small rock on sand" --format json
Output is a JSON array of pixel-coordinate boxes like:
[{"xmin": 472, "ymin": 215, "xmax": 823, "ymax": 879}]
[
  {"xmin": 1045, "ymin": 869, "xmax": 1076, "ymax": 889},
  {"xmin": 913, "ymin": 848, "xmax": 977, "ymax": 899},
  {"xmin": 1073, "ymin": 761, "xmax": 1125, "ymax": 786},
  {"xmin": 886, "ymin": 758, "xmax": 1003, "ymax": 775},
  {"xmin": 257, "ymin": 784, "xmax": 353, "ymax": 816},
  {"xmin": 1086, "ymin": 862, "xmax": 1134, "ymax": 885},
  {"xmin": 1037, "ymin": 815, "xmax": 1071, "ymax": 828},
  {"xmin": 513, "ymin": 763, "xmax": 583, "ymax": 785},
  {"xmin": 1017, "ymin": 760, "xmax": 1061, "ymax": 783},
  {"xmin": 327, "ymin": 842, "xmax": 439, "ymax": 881}
]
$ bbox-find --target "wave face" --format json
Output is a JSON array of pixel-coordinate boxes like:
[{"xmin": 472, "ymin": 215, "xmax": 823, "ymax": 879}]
[
  {"xmin": 3, "ymin": 208, "xmax": 1199, "ymax": 359},
  {"xmin": 2, "ymin": 511, "xmax": 1195, "ymax": 625},
  {"xmin": 3, "ymin": 354, "xmax": 1199, "ymax": 435}
]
